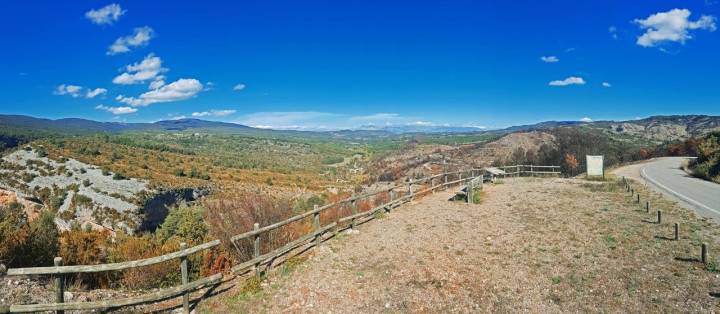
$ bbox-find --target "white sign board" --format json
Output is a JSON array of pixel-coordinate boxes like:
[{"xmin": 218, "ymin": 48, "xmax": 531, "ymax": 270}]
[{"xmin": 586, "ymin": 155, "xmax": 604, "ymax": 177}]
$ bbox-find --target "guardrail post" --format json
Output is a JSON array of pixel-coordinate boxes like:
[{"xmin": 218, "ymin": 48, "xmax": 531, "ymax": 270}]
[
  {"xmin": 530, "ymin": 165, "xmax": 534, "ymax": 177},
  {"xmin": 180, "ymin": 242, "xmax": 189, "ymax": 314},
  {"xmin": 54, "ymin": 257, "xmax": 64, "ymax": 314},
  {"xmin": 253, "ymin": 223, "xmax": 261, "ymax": 278},
  {"xmin": 313, "ymin": 205, "xmax": 321, "ymax": 247}
]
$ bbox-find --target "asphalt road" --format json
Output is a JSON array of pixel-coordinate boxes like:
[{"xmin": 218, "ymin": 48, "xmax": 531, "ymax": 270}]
[{"xmin": 640, "ymin": 157, "xmax": 720, "ymax": 221}]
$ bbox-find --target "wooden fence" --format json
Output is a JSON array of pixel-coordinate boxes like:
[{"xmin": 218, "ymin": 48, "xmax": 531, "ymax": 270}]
[
  {"xmin": 496, "ymin": 165, "xmax": 561, "ymax": 177},
  {"xmin": 0, "ymin": 165, "xmax": 558, "ymax": 313}
]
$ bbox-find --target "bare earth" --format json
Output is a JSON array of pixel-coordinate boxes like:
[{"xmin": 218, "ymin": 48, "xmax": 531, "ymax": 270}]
[{"xmin": 202, "ymin": 178, "xmax": 720, "ymax": 313}]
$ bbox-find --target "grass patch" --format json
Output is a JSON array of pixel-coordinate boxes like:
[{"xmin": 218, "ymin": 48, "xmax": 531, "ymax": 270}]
[{"xmin": 602, "ymin": 234, "xmax": 618, "ymax": 250}]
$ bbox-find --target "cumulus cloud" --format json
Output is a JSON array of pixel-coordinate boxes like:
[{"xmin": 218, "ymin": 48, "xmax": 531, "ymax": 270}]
[
  {"xmin": 85, "ymin": 3, "xmax": 125, "ymax": 25},
  {"xmin": 548, "ymin": 76, "xmax": 586, "ymax": 86},
  {"xmin": 85, "ymin": 88, "xmax": 107, "ymax": 98},
  {"xmin": 233, "ymin": 83, "xmax": 246, "ymax": 91},
  {"xmin": 113, "ymin": 54, "xmax": 166, "ymax": 85},
  {"xmin": 191, "ymin": 109, "xmax": 237, "ymax": 117},
  {"xmin": 117, "ymin": 78, "xmax": 203, "ymax": 107},
  {"xmin": 602, "ymin": 82, "xmax": 612, "ymax": 88},
  {"xmin": 580, "ymin": 117, "xmax": 593, "ymax": 122},
  {"xmin": 53, "ymin": 84, "xmax": 83, "ymax": 97},
  {"xmin": 540, "ymin": 56, "xmax": 559, "ymax": 63},
  {"xmin": 634, "ymin": 9, "xmax": 716, "ymax": 47},
  {"xmin": 95, "ymin": 105, "xmax": 137, "ymax": 115},
  {"xmin": 107, "ymin": 26, "xmax": 154, "ymax": 55}
]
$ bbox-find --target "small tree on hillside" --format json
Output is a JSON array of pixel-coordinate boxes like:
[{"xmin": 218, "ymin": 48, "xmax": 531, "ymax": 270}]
[{"xmin": 564, "ymin": 153, "xmax": 579, "ymax": 177}]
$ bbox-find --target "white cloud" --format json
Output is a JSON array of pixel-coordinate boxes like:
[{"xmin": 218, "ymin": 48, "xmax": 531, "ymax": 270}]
[
  {"xmin": 602, "ymin": 82, "xmax": 612, "ymax": 88},
  {"xmin": 107, "ymin": 26, "xmax": 154, "ymax": 55},
  {"xmin": 233, "ymin": 83, "xmax": 246, "ymax": 91},
  {"xmin": 609, "ymin": 26, "xmax": 618, "ymax": 39},
  {"xmin": 113, "ymin": 54, "xmax": 167, "ymax": 85},
  {"xmin": 634, "ymin": 9, "xmax": 716, "ymax": 47},
  {"xmin": 53, "ymin": 84, "xmax": 83, "ymax": 97},
  {"xmin": 580, "ymin": 117, "xmax": 593, "ymax": 122},
  {"xmin": 149, "ymin": 77, "xmax": 166, "ymax": 90},
  {"xmin": 85, "ymin": 88, "xmax": 107, "ymax": 98},
  {"xmin": 85, "ymin": 3, "xmax": 125, "ymax": 25},
  {"xmin": 169, "ymin": 115, "xmax": 187, "ymax": 120},
  {"xmin": 236, "ymin": 112, "xmax": 340, "ymax": 129},
  {"xmin": 548, "ymin": 76, "xmax": 586, "ymax": 86},
  {"xmin": 540, "ymin": 56, "xmax": 559, "ymax": 63},
  {"xmin": 192, "ymin": 109, "xmax": 237, "ymax": 117},
  {"xmin": 117, "ymin": 78, "xmax": 203, "ymax": 107},
  {"xmin": 95, "ymin": 105, "xmax": 137, "ymax": 115}
]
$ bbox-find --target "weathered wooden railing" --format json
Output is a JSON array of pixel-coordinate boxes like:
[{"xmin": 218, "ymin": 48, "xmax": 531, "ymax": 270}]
[
  {"xmin": 0, "ymin": 240, "xmax": 221, "ymax": 313},
  {"xmin": 229, "ymin": 168, "xmax": 486, "ymax": 276},
  {"xmin": 0, "ymin": 165, "xmax": 559, "ymax": 313},
  {"xmin": 495, "ymin": 165, "xmax": 561, "ymax": 177}
]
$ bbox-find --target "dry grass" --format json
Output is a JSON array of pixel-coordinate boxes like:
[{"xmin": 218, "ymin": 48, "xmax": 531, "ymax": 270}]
[{"xmin": 200, "ymin": 177, "xmax": 720, "ymax": 312}]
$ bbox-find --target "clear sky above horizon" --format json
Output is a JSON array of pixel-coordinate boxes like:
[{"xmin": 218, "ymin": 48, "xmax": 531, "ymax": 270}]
[{"xmin": 1, "ymin": 1, "xmax": 718, "ymax": 130}]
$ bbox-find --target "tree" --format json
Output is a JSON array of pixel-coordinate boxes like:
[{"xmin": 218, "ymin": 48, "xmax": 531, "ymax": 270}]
[{"xmin": 564, "ymin": 153, "xmax": 579, "ymax": 177}]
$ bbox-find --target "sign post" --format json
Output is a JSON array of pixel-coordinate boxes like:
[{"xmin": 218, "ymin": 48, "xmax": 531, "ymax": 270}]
[{"xmin": 586, "ymin": 155, "xmax": 604, "ymax": 179}]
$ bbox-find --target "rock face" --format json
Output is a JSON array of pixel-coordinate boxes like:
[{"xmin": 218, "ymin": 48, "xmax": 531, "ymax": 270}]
[
  {"xmin": 0, "ymin": 148, "xmax": 148, "ymax": 234},
  {"xmin": 604, "ymin": 115, "xmax": 720, "ymax": 142}
]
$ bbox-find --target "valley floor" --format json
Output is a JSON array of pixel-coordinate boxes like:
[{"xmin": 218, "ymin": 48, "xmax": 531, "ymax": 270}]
[{"xmin": 200, "ymin": 177, "xmax": 720, "ymax": 313}]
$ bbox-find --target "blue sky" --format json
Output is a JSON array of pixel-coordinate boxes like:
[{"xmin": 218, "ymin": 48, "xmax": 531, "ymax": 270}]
[{"xmin": 0, "ymin": 1, "xmax": 718, "ymax": 130}]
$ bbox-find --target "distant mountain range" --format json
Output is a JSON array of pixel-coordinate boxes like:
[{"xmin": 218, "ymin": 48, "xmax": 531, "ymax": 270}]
[{"xmin": 1, "ymin": 114, "xmax": 718, "ymax": 140}]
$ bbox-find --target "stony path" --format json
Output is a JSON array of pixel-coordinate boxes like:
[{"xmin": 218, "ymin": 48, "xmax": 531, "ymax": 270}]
[{"xmin": 204, "ymin": 178, "xmax": 720, "ymax": 313}]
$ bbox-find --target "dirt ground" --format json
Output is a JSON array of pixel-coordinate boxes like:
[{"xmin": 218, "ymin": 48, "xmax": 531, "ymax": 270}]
[{"xmin": 200, "ymin": 177, "xmax": 720, "ymax": 313}]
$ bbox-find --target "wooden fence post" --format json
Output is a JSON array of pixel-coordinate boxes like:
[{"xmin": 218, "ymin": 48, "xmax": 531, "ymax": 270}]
[
  {"xmin": 313, "ymin": 205, "xmax": 321, "ymax": 247},
  {"xmin": 646, "ymin": 201, "xmax": 649, "ymax": 213},
  {"xmin": 408, "ymin": 179, "xmax": 413, "ymax": 198},
  {"xmin": 180, "ymin": 242, "xmax": 189, "ymax": 314},
  {"xmin": 388, "ymin": 190, "xmax": 395, "ymax": 213},
  {"xmin": 350, "ymin": 199, "xmax": 357, "ymax": 229},
  {"xmin": 702, "ymin": 243, "xmax": 708, "ymax": 264},
  {"xmin": 431, "ymin": 178, "xmax": 435, "ymax": 194},
  {"xmin": 253, "ymin": 223, "xmax": 261, "ymax": 277},
  {"xmin": 467, "ymin": 180, "xmax": 473, "ymax": 204},
  {"xmin": 636, "ymin": 194, "xmax": 640, "ymax": 203},
  {"xmin": 54, "ymin": 257, "xmax": 64, "ymax": 314},
  {"xmin": 657, "ymin": 210, "xmax": 662, "ymax": 224},
  {"xmin": 674, "ymin": 223, "xmax": 680, "ymax": 241},
  {"xmin": 444, "ymin": 174, "xmax": 448, "ymax": 190}
]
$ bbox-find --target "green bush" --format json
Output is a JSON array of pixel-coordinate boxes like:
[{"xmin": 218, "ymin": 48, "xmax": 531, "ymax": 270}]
[{"xmin": 156, "ymin": 206, "xmax": 208, "ymax": 244}]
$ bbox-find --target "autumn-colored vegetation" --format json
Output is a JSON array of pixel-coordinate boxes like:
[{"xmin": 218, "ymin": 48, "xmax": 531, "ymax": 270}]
[{"xmin": 689, "ymin": 132, "xmax": 720, "ymax": 183}]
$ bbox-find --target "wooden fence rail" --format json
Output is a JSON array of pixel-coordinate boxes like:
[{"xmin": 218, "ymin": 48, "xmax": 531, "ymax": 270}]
[{"xmin": 1, "ymin": 165, "xmax": 558, "ymax": 313}]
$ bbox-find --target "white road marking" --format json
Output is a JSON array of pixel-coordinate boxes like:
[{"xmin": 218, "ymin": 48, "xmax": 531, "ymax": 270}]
[{"xmin": 640, "ymin": 166, "xmax": 719, "ymax": 215}]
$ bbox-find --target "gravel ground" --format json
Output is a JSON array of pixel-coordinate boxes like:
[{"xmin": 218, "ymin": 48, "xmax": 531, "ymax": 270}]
[{"xmin": 202, "ymin": 177, "xmax": 720, "ymax": 313}]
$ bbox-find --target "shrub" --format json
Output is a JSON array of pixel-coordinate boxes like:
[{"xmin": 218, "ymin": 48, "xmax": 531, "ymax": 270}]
[
  {"xmin": 156, "ymin": 205, "xmax": 208, "ymax": 245},
  {"xmin": 59, "ymin": 229, "xmax": 110, "ymax": 287},
  {"xmin": 112, "ymin": 172, "xmax": 127, "ymax": 180}
]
